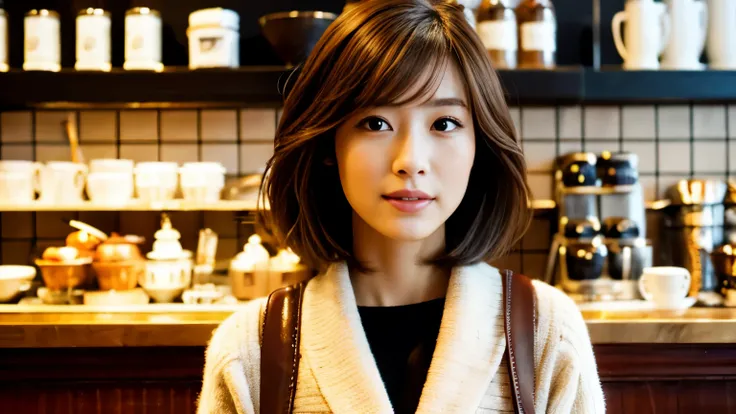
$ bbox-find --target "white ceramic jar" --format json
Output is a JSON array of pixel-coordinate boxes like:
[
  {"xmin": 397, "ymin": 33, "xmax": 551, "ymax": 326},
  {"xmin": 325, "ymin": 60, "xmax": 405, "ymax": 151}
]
[
  {"xmin": 187, "ymin": 8, "xmax": 240, "ymax": 69},
  {"xmin": 24, "ymin": 9, "xmax": 61, "ymax": 72},
  {"xmin": 124, "ymin": 7, "xmax": 163, "ymax": 71},
  {"xmin": 76, "ymin": 8, "xmax": 112, "ymax": 71},
  {"xmin": 0, "ymin": 8, "xmax": 8, "ymax": 72}
]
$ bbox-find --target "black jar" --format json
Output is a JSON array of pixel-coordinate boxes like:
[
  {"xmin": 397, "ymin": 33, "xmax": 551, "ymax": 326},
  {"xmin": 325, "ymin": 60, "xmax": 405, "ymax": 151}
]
[{"xmin": 597, "ymin": 151, "xmax": 639, "ymax": 187}]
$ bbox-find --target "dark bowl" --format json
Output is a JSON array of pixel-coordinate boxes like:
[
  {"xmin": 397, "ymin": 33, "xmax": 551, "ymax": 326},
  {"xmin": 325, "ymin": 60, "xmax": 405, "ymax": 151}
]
[{"xmin": 259, "ymin": 11, "xmax": 338, "ymax": 66}]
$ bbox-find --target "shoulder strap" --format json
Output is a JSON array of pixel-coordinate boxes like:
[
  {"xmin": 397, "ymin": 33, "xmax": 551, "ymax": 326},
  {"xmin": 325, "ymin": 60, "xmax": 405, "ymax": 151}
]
[
  {"xmin": 260, "ymin": 281, "xmax": 307, "ymax": 414},
  {"xmin": 501, "ymin": 269, "xmax": 537, "ymax": 414}
]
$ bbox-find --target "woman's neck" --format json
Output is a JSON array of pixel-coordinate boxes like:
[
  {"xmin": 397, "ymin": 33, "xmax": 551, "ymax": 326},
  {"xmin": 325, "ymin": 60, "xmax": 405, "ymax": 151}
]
[{"xmin": 349, "ymin": 213, "xmax": 450, "ymax": 307}]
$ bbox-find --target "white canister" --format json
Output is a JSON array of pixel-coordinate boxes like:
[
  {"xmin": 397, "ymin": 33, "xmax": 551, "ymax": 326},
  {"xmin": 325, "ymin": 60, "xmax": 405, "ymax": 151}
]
[
  {"xmin": 0, "ymin": 8, "xmax": 7, "ymax": 72},
  {"xmin": 24, "ymin": 9, "xmax": 61, "ymax": 72},
  {"xmin": 76, "ymin": 8, "xmax": 112, "ymax": 72},
  {"xmin": 124, "ymin": 7, "xmax": 163, "ymax": 72},
  {"xmin": 188, "ymin": 8, "xmax": 240, "ymax": 69}
]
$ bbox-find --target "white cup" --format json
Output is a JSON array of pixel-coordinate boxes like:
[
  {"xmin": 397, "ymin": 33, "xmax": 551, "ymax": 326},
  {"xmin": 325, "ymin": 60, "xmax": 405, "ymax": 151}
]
[
  {"xmin": 638, "ymin": 266, "xmax": 691, "ymax": 307},
  {"xmin": 612, "ymin": 0, "xmax": 671, "ymax": 70},
  {"xmin": 89, "ymin": 158, "xmax": 135, "ymax": 174},
  {"xmin": 0, "ymin": 171, "xmax": 36, "ymax": 204},
  {"xmin": 135, "ymin": 162, "xmax": 179, "ymax": 202},
  {"xmin": 87, "ymin": 172, "xmax": 134, "ymax": 205},
  {"xmin": 39, "ymin": 162, "xmax": 88, "ymax": 204},
  {"xmin": 0, "ymin": 160, "xmax": 42, "ymax": 197}
]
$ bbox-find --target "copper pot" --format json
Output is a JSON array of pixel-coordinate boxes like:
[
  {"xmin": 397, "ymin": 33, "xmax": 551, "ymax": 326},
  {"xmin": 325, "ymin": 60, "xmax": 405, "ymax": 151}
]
[{"xmin": 95, "ymin": 233, "xmax": 145, "ymax": 262}]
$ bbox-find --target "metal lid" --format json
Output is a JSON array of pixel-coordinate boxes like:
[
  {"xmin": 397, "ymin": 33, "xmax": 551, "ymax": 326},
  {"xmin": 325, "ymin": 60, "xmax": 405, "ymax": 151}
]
[
  {"xmin": 560, "ymin": 216, "xmax": 601, "ymax": 239},
  {"xmin": 78, "ymin": 8, "xmax": 111, "ymax": 17},
  {"xmin": 665, "ymin": 179, "xmax": 727, "ymax": 206},
  {"xmin": 602, "ymin": 217, "xmax": 640, "ymax": 239},
  {"xmin": 556, "ymin": 152, "xmax": 597, "ymax": 168},
  {"xmin": 26, "ymin": 9, "xmax": 59, "ymax": 18},
  {"xmin": 126, "ymin": 7, "xmax": 160, "ymax": 17}
]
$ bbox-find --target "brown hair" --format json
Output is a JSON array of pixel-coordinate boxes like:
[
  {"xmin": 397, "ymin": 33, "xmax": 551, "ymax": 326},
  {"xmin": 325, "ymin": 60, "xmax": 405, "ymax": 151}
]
[{"xmin": 261, "ymin": 0, "xmax": 532, "ymax": 270}]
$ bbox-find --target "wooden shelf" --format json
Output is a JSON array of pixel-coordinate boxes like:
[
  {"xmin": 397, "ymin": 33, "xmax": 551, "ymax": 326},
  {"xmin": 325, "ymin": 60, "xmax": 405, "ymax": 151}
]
[{"xmin": 0, "ymin": 199, "xmax": 260, "ymax": 212}]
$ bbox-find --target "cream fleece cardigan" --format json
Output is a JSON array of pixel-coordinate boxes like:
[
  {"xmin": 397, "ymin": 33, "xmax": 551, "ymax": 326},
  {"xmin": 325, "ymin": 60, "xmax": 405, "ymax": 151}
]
[{"xmin": 197, "ymin": 262, "xmax": 606, "ymax": 413}]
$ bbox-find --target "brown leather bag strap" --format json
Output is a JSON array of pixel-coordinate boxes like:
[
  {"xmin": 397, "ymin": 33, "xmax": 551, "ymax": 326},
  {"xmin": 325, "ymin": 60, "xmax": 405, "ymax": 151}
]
[
  {"xmin": 501, "ymin": 269, "xmax": 537, "ymax": 414},
  {"xmin": 260, "ymin": 281, "xmax": 307, "ymax": 414}
]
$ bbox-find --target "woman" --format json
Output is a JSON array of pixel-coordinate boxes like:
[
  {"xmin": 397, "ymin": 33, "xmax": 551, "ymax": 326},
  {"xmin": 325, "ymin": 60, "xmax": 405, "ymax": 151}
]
[{"xmin": 198, "ymin": 1, "xmax": 605, "ymax": 413}]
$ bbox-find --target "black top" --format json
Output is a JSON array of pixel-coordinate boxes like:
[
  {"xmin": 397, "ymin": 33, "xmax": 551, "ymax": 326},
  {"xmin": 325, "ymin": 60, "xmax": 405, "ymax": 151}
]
[{"xmin": 358, "ymin": 297, "xmax": 446, "ymax": 414}]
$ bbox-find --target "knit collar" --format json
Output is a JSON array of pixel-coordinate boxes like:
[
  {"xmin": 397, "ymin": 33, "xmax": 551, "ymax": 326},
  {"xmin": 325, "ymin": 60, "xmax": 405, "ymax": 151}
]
[{"xmin": 300, "ymin": 261, "xmax": 507, "ymax": 413}]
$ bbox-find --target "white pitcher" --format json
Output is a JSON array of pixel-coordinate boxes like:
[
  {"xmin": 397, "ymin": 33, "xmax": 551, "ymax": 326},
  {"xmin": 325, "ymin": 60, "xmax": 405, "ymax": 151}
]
[
  {"xmin": 662, "ymin": 0, "xmax": 707, "ymax": 70},
  {"xmin": 707, "ymin": 0, "xmax": 736, "ymax": 69},
  {"xmin": 612, "ymin": 0, "xmax": 671, "ymax": 70}
]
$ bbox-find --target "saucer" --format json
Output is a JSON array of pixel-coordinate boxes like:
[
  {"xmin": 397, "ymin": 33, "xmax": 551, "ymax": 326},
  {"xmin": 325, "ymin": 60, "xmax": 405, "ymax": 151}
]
[{"xmin": 653, "ymin": 296, "xmax": 696, "ymax": 311}]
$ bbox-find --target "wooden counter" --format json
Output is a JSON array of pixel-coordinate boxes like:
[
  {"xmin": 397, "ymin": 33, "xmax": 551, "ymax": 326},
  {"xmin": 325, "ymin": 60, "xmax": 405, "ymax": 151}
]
[{"xmin": 0, "ymin": 305, "xmax": 735, "ymax": 413}]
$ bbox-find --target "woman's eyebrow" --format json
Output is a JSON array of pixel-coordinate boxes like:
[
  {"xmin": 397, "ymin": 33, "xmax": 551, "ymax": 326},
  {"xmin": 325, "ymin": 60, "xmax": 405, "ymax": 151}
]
[{"xmin": 421, "ymin": 98, "xmax": 467, "ymax": 108}]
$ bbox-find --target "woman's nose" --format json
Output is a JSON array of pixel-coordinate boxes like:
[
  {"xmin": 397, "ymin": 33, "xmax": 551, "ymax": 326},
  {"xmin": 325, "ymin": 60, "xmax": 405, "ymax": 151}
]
[{"xmin": 391, "ymin": 133, "xmax": 430, "ymax": 177}]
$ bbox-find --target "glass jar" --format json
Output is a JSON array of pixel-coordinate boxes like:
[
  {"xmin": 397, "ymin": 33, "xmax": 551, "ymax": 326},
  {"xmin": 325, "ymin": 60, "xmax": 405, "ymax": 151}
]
[
  {"xmin": 24, "ymin": 9, "xmax": 61, "ymax": 72},
  {"xmin": 124, "ymin": 7, "xmax": 163, "ymax": 71},
  {"xmin": 187, "ymin": 8, "xmax": 240, "ymax": 69},
  {"xmin": 0, "ymin": 7, "xmax": 7, "ymax": 72},
  {"xmin": 516, "ymin": 0, "xmax": 556, "ymax": 69},
  {"xmin": 477, "ymin": 0, "xmax": 517, "ymax": 69},
  {"xmin": 76, "ymin": 8, "xmax": 112, "ymax": 71}
]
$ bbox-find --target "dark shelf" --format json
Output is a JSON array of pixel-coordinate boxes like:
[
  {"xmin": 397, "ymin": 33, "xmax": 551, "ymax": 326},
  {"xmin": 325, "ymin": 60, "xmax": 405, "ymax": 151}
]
[
  {"xmin": 2, "ymin": 66, "xmax": 736, "ymax": 109},
  {"xmin": 0, "ymin": 66, "xmax": 583, "ymax": 109},
  {"xmin": 584, "ymin": 68, "xmax": 736, "ymax": 104}
]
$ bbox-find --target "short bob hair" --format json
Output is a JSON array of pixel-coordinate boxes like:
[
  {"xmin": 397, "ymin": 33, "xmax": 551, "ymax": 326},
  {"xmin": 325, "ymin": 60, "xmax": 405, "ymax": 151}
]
[{"xmin": 261, "ymin": 0, "xmax": 532, "ymax": 270}]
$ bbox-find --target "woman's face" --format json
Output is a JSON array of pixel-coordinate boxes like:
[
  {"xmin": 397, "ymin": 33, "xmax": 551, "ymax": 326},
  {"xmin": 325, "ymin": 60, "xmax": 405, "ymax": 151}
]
[{"xmin": 335, "ymin": 63, "xmax": 476, "ymax": 241}]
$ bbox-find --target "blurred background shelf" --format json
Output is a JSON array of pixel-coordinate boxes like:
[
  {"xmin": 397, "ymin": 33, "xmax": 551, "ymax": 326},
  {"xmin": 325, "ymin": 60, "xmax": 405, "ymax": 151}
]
[
  {"xmin": 4, "ymin": 67, "xmax": 736, "ymax": 109},
  {"xmin": 0, "ymin": 199, "xmax": 260, "ymax": 212},
  {"xmin": 0, "ymin": 67, "xmax": 585, "ymax": 109},
  {"xmin": 583, "ymin": 68, "xmax": 736, "ymax": 104}
]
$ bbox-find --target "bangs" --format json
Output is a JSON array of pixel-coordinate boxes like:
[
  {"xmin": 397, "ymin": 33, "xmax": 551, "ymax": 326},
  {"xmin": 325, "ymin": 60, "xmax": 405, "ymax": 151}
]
[{"xmin": 337, "ymin": 4, "xmax": 454, "ymax": 110}]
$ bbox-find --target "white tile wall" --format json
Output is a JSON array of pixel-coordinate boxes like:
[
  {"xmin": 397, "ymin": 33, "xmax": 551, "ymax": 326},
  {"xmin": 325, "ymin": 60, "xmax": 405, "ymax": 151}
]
[
  {"xmin": 240, "ymin": 109, "xmax": 276, "ymax": 141},
  {"xmin": 523, "ymin": 141, "xmax": 556, "ymax": 172},
  {"xmin": 558, "ymin": 139, "xmax": 583, "ymax": 156},
  {"xmin": 508, "ymin": 106, "xmax": 521, "ymax": 138},
  {"xmin": 521, "ymin": 107, "xmax": 556, "ymax": 139},
  {"xmin": 160, "ymin": 144, "xmax": 199, "ymax": 164},
  {"xmin": 202, "ymin": 110, "xmax": 237, "ymax": 141},
  {"xmin": 119, "ymin": 144, "xmax": 158, "ymax": 163},
  {"xmin": 558, "ymin": 106, "xmax": 582, "ymax": 139},
  {"xmin": 693, "ymin": 141, "xmax": 727, "ymax": 173},
  {"xmin": 658, "ymin": 105, "xmax": 690, "ymax": 139},
  {"xmin": 80, "ymin": 144, "xmax": 117, "ymax": 160},
  {"xmin": 658, "ymin": 142, "xmax": 691, "ymax": 173},
  {"xmin": 729, "ymin": 105, "xmax": 736, "ymax": 139},
  {"xmin": 527, "ymin": 173, "xmax": 553, "ymax": 200},
  {"xmin": 35, "ymin": 111, "xmax": 70, "ymax": 143},
  {"xmin": 584, "ymin": 106, "xmax": 619, "ymax": 139},
  {"xmin": 622, "ymin": 105, "xmax": 656, "ymax": 139},
  {"xmin": 658, "ymin": 175, "xmax": 684, "ymax": 198},
  {"xmin": 1, "ymin": 145, "xmax": 33, "ymax": 160},
  {"xmin": 160, "ymin": 110, "xmax": 197, "ymax": 141},
  {"xmin": 80, "ymin": 111, "xmax": 116, "ymax": 142},
  {"xmin": 693, "ymin": 105, "xmax": 727, "ymax": 139},
  {"xmin": 202, "ymin": 144, "xmax": 238, "ymax": 174},
  {"xmin": 584, "ymin": 140, "xmax": 619, "ymax": 155},
  {"xmin": 120, "ymin": 110, "xmax": 158, "ymax": 141},
  {"xmin": 0, "ymin": 112, "xmax": 32, "ymax": 143},
  {"xmin": 622, "ymin": 141, "xmax": 657, "ymax": 173},
  {"xmin": 240, "ymin": 143, "xmax": 273, "ymax": 174}
]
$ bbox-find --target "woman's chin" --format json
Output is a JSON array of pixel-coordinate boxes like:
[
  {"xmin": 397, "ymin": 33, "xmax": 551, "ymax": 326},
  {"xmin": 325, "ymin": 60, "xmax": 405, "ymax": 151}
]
[{"xmin": 371, "ymin": 220, "xmax": 442, "ymax": 242}]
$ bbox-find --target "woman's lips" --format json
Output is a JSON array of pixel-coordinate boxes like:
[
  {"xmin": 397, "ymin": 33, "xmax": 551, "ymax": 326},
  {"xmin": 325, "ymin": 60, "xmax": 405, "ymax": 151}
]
[{"xmin": 382, "ymin": 189, "xmax": 434, "ymax": 213}]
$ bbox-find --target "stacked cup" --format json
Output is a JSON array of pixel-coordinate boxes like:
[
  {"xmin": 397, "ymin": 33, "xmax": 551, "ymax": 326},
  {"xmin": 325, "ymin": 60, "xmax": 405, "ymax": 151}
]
[
  {"xmin": 87, "ymin": 159, "xmax": 135, "ymax": 205},
  {"xmin": 179, "ymin": 162, "xmax": 226, "ymax": 203}
]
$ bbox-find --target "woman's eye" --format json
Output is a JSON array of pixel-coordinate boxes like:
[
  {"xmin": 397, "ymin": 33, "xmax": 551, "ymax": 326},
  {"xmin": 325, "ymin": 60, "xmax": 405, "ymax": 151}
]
[
  {"xmin": 432, "ymin": 117, "xmax": 462, "ymax": 132},
  {"xmin": 359, "ymin": 117, "xmax": 392, "ymax": 132}
]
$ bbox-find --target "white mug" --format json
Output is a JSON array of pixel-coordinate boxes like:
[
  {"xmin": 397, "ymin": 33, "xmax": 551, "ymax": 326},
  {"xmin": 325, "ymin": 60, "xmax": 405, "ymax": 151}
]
[
  {"xmin": 135, "ymin": 162, "xmax": 179, "ymax": 202},
  {"xmin": 612, "ymin": 0, "xmax": 671, "ymax": 70},
  {"xmin": 0, "ymin": 160, "xmax": 41, "ymax": 201},
  {"xmin": 638, "ymin": 266, "xmax": 691, "ymax": 307},
  {"xmin": 87, "ymin": 172, "xmax": 134, "ymax": 205},
  {"xmin": 0, "ymin": 171, "xmax": 36, "ymax": 204},
  {"xmin": 89, "ymin": 158, "xmax": 135, "ymax": 174},
  {"xmin": 662, "ymin": 0, "xmax": 708, "ymax": 70},
  {"xmin": 706, "ymin": 0, "xmax": 736, "ymax": 69},
  {"xmin": 39, "ymin": 162, "xmax": 88, "ymax": 204}
]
